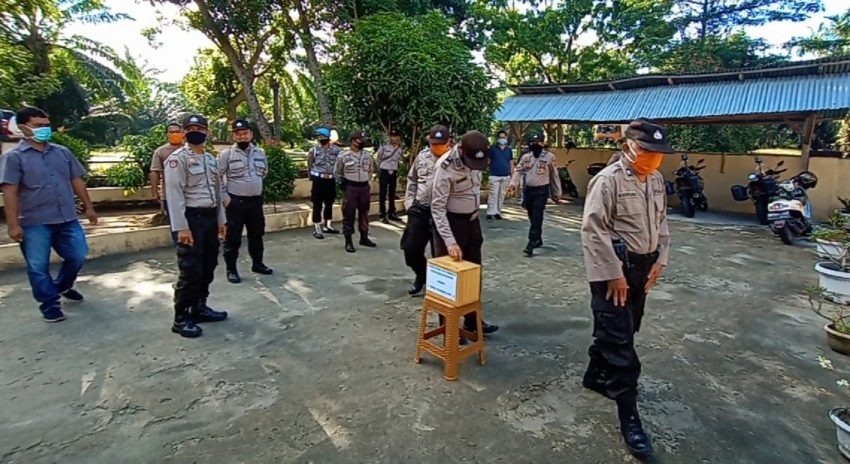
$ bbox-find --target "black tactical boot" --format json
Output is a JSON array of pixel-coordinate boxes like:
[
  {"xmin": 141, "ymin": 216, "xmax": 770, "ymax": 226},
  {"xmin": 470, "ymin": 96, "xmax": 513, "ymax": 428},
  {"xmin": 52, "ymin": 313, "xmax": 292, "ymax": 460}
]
[
  {"xmin": 172, "ymin": 310, "xmax": 203, "ymax": 338},
  {"xmin": 388, "ymin": 212, "xmax": 402, "ymax": 222},
  {"xmin": 194, "ymin": 300, "xmax": 228, "ymax": 323},
  {"xmin": 464, "ymin": 320, "xmax": 500, "ymax": 334},
  {"xmin": 408, "ymin": 277, "xmax": 425, "ymax": 295},
  {"xmin": 359, "ymin": 233, "xmax": 376, "ymax": 248},
  {"xmin": 252, "ymin": 263, "xmax": 273, "ymax": 275},
  {"xmin": 523, "ymin": 241, "xmax": 534, "ymax": 257},
  {"xmin": 226, "ymin": 268, "xmax": 241, "ymax": 284},
  {"xmin": 618, "ymin": 400, "xmax": 653, "ymax": 457},
  {"xmin": 345, "ymin": 234, "xmax": 356, "ymax": 253},
  {"xmin": 380, "ymin": 214, "xmax": 390, "ymax": 224}
]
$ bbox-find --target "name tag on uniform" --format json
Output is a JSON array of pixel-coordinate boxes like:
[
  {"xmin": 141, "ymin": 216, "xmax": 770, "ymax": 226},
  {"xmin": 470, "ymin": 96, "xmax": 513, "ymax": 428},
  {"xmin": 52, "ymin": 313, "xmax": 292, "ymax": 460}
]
[
  {"xmin": 618, "ymin": 191, "xmax": 638, "ymax": 199},
  {"xmin": 188, "ymin": 157, "xmax": 200, "ymax": 166}
]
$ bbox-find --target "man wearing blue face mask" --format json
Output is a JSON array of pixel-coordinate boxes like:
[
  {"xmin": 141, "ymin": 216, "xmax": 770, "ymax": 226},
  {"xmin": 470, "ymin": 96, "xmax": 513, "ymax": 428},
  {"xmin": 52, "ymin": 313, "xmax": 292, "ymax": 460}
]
[
  {"xmin": 0, "ymin": 107, "xmax": 98, "ymax": 322},
  {"xmin": 486, "ymin": 130, "xmax": 514, "ymax": 221}
]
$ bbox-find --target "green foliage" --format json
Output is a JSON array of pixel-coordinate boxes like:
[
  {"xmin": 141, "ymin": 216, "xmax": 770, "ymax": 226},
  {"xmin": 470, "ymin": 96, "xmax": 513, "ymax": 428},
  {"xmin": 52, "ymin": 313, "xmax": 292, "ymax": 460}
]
[
  {"xmin": 103, "ymin": 162, "xmax": 147, "ymax": 189},
  {"xmin": 52, "ymin": 131, "xmax": 91, "ymax": 173},
  {"xmin": 262, "ymin": 144, "xmax": 298, "ymax": 202},
  {"xmin": 122, "ymin": 124, "xmax": 168, "ymax": 178},
  {"xmin": 326, "ymin": 12, "xmax": 498, "ymax": 156},
  {"xmin": 789, "ymin": 9, "xmax": 850, "ymax": 57},
  {"xmin": 671, "ymin": 0, "xmax": 821, "ymax": 39},
  {"xmin": 806, "ymin": 284, "xmax": 850, "ymax": 333}
]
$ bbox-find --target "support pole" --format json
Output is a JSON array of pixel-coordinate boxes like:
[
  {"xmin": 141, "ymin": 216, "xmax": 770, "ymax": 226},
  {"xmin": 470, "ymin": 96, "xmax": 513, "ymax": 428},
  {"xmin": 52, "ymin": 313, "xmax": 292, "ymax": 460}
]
[{"xmin": 801, "ymin": 114, "xmax": 817, "ymax": 170}]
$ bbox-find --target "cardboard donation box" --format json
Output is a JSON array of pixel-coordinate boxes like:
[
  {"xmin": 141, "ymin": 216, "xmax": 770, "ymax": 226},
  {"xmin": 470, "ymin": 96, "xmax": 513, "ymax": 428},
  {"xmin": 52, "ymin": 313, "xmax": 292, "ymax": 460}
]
[{"xmin": 425, "ymin": 256, "xmax": 481, "ymax": 306}]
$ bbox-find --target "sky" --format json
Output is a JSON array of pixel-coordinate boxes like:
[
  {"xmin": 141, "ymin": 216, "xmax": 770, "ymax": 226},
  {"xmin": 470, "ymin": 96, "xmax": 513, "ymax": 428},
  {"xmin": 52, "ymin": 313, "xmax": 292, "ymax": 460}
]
[{"xmin": 64, "ymin": 0, "xmax": 849, "ymax": 84}]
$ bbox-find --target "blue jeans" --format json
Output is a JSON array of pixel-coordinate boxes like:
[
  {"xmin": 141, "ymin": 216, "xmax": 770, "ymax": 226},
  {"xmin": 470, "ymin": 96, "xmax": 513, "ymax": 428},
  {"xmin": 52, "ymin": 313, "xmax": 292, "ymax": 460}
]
[{"xmin": 20, "ymin": 220, "xmax": 89, "ymax": 314}]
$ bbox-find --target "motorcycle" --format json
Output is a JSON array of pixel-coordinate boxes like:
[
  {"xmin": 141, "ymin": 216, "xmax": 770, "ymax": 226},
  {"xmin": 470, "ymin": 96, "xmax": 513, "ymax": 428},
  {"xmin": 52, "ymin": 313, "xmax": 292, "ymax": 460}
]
[
  {"xmin": 558, "ymin": 160, "xmax": 580, "ymax": 198},
  {"xmin": 767, "ymin": 171, "xmax": 818, "ymax": 245},
  {"xmin": 731, "ymin": 157, "xmax": 785, "ymax": 225},
  {"xmin": 666, "ymin": 154, "xmax": 708, "ymax": 218}
]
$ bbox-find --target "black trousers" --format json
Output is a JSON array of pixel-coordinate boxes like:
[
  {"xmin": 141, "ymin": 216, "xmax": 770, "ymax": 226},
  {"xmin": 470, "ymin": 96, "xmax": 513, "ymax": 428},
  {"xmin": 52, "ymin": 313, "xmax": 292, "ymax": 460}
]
[
  {"xmin": 379, "ymin": 169, "xmax": 398, "ymax": 216},
  {"xmin": 585, "ymin": 252, "xmax": 658, "ymax": 403},
  {"xmin": 223, "ymin": 194, "xmax": 265, "ymax": 269},
  {"xmin": 342, "ymin": 182, "xmax": 371, "ymax": 236},
  {"xmin": 174, "ymin": 207, "xmax": 220, "ymax": 312},
  {"xmin": 524, "ymin": 185, "xmax": 549, "ymax": 243},
  {"xmin": 400, "ymin": 203, "xmax": 433, "ymax": 283},
  {"xmin": 433, "ymin": 212, "xmax": 482, "ymax": 329},
  {"xmin": 311, "ymin": 177, "xmax": 336, "ymax": 224}
]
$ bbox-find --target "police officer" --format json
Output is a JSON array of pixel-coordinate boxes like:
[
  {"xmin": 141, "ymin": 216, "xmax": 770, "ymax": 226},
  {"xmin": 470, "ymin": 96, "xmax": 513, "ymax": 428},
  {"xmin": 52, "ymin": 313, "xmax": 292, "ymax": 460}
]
[
  {"xmin": 308, "ymin": 128, "xmax": 341, "ymax": 239},
  {"xmin": 219, "ymin": 119, "xmax": 273, "ymax": 284},
  {"xmin": 376, "ymin": 129, "xmax": 404, "ymax": 224},
  {"xmin": 400, "ymin": 125, "xmax": 450, "ymax": 295},
  {"xmin": 165, "ymin": 114, "xmax": 228, "ymax": 338},
  {"xmin": 335, "ymin": 130, "xmax": 376, "ymax": 253},
  {"xmin": 508, "ymin": 133, "xmax": 561, "ymax": 257},
  {"xmin": 580, "ymin": 119, "xmax": 672, "ymax": 457},
  {"xmin": 149, "ymin": 122, "xmax": 184, "ymax": 242},
  {"xmin": 431, "ymin": 130, "xmax": 499, "ymax": 336}
]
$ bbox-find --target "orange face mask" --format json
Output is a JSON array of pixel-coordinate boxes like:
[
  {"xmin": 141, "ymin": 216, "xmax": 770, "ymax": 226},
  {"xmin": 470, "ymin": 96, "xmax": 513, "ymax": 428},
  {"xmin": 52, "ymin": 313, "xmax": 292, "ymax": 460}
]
[
  {"xmin": 168, "ymin": 133, "xmax": 185, "ymax": 145},
  {"xmin": 632, "ymin": 152, "xmax": 664, "ymax": 176},
  {"xmin": 431, "ymin": 143, "xmax": 450, "ymax": 156}
]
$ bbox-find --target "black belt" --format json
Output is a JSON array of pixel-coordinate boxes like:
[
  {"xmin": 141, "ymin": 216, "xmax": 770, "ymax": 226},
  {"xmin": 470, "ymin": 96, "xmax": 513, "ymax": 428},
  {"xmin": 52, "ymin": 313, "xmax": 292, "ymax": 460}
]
[
  {"xmin": 628, "ymin": 251, "xmax": 659, "ymax": 264},
  {"xmin": 346, "ymin": 180, "xmax": 369, "ymax": 187},
  {"xmin": 525, "ymin": 184, "xmax": 550, "ymax": 192},
  {"xmin": 311, "ymin": 172, "xmax": 334, "ymax": 179},
  {"xmin": 447, "ymin": 211, "xmax": 479, "ymax": 221},
  {"xmin": 185, "ymin": 207, "xmax": 218, "ymax": 217},
  {"xmin": 228, "ymin": 193, "xmax": 262, "ymax": 201}
]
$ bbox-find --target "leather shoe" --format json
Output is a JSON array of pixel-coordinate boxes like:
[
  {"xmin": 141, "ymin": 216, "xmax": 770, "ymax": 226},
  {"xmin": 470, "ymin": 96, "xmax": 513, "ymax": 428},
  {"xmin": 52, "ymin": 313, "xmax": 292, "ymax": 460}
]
[
  {"xmin": 495, "ymin": 214, "xmax": 503, "ymax": 220},
  {"xmin": 194, "ymin": 301, "xmax": 228, "ymax": 323},
  {"xmin": 465, "ymin": 321, "xmax": 499, "ymax": 334},
  {"xmin": 388, "ymin": 213, "xmax": 402, "ymax": 222},
  {"xmin": 523, "ymin": 242, "xmax": 534, "ymax": 257},
  {"xmin": 172, "ymin": 313, "xmax": 203, "ymax": 337},
  {"xmin": 252, "ymin": 263, "xmax": 273, "ymax": 275},
  {"xmin": 226, "ymin": 270, "xmax": 241, "ymax": 284},
  {"xmin": 408, "ymin": 280, "xmax": 425, "ymax": 295},
  {"xmin": 620, "ymin": 415, "xmax": 653, "ymax": 457},
  {"xmin": 313, "ymin": 230, "xmax": 325, "ymax": 239},
  {"xmin": 359, "ymin": 236, "xmax": 376, "ymax": 247},
  {"xmin": 380, "ymin": 216, "xmax": 390, "ymax": 224}
]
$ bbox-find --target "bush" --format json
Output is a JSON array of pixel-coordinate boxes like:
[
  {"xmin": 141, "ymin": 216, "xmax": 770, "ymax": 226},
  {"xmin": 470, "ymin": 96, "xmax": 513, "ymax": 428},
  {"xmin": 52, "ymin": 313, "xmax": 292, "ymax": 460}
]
[
  {"xmin": 262, "ymin": 144, "xmax": 298, "ymax": 204},
  {"xmin": 53, "ymin": 132, "xmax": 91, "ymax": 174},
  {"xmin": 122, "ymin": 124, "xmax": 167, "ymax": 177},
  {"xmin": 103, "ymin": 162, "xmax": 147, "ymax": 190}
]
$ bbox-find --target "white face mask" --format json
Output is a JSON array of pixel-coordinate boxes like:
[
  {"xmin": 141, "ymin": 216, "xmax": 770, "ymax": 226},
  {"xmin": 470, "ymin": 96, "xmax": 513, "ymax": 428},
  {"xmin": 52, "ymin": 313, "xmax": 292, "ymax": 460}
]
[
  {"xmin": 498, "ymin": 138, "xmax": 508, "ymax": 145},
  {"xmin": 622, "ymin": 142, "xmax": 638, "ymax": 163}
]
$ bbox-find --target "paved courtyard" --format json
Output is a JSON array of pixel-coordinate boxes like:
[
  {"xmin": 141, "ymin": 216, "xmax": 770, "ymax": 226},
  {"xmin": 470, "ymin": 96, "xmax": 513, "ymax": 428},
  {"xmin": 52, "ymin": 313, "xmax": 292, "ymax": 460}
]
[{"xmin": 0, "ymin": 202, "xmax": 845, "ymax": 463}]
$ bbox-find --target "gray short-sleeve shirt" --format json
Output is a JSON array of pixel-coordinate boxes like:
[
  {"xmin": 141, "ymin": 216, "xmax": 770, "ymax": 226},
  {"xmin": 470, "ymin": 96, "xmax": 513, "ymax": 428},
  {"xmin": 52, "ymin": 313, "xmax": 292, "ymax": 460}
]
[{"xmin": 0, "ymin": 140, "xmax": 86, "ymax": 227}]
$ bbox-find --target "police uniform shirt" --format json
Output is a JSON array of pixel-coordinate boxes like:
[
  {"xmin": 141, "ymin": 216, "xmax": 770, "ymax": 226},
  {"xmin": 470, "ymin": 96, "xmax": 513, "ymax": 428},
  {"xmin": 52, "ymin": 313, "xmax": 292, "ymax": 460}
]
[
  {"xmin": 430, "ymin": 147, "xmax": 482, "ymax": 247},
  {"xmin": 149, "ymin": 143, "xmax": 182, "ymax": 200},
  {"xmin": 376, "ymin": 143, "xmax": 403, "ymax": 172},
  {"xmin": 308, "ymin": 144, "xmax": 341, "ymax": 177},
  {"xmin": 164, "ymin": 147, "xmax": 226, "ymax": 231},
  {"xmin": 510, "ymin": 150, "xmax": 562, "ymax": 196},
  {"xmin": 405, "ymin": 148, "xmax": 438, "ymax": 209},
  {"xmin": 335, "ymin": 149, "xmax": 375, "ymax": 183},
  {"xmin": 218, "ymin": 143, "xmax": 267, "ymax": 200},
  {"xmin": 581, "ymin": 159, "xmax": 670, "ymax": 282}
]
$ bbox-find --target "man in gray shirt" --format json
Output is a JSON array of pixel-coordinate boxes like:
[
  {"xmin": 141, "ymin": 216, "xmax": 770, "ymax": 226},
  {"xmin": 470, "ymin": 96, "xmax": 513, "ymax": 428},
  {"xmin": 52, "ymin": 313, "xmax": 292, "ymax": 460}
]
[
  {"xmin": 0, "ymin": 107, "xmax": 98, "ymax": 322},
  {"xmin": 218, "ymin": 119, "xmax": 272, "ymax": 284},
  {"xmin": 375, "ymin": 129, "xmax": 404, "ymax": 224}
]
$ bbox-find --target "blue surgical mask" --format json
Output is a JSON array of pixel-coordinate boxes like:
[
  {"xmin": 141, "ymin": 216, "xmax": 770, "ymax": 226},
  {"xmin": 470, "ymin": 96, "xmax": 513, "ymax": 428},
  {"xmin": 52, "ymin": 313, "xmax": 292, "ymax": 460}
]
[
  {"xmin": 29, "ymin": 126, "xmax": 52, "ymax": 142},
  {"xmin": 498, "ymin": 138, "xmax": 508, "ymax": 146}
]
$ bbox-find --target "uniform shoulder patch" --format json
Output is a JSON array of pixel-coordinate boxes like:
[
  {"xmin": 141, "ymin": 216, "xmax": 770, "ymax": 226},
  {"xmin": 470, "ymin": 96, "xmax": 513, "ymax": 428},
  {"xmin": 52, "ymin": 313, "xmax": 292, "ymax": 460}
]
[{"xmin": 167, "ymin": 159, "xmax": 179, "ymax": 169}]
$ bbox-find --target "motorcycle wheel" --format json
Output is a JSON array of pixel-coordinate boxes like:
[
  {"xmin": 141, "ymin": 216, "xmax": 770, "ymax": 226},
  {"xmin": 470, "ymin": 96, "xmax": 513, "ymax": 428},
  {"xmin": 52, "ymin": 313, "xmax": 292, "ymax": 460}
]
[
  {"xmin": 698, "ymin": 197, "xmax": 709, "ymax": 212},
  {"xmin": 778, "ymin": 226, "xmax": 794, "ymax": 245},
  {"xmin": 755, "ymin": 199, "xmax": 769, "ymax": 225},
  {"xmin": 682, "ymin": 196, "xmax": 696, "ymax": 218}
]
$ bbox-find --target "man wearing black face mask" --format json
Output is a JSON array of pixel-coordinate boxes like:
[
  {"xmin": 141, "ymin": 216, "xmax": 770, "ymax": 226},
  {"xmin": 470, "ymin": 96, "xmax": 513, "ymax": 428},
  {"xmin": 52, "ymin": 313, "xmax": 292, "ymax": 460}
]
[
  {"xmin": 218, "ymin": 119, "xmax": 272, "ymax": 284},
  {"xmin": 508, "ymin": 133, "xmax": 561, "ymax": 257},
  {"xmin": 335, "ymin": 130, "xmax": 377, "ymax": 253},
  {"xmin": 164, "ymin": 114, "xmax": 228, "ymax": 338}
]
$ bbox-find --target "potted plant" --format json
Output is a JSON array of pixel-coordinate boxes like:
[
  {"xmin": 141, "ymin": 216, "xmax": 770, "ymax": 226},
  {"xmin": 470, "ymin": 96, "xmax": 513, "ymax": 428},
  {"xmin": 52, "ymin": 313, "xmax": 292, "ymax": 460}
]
[
  {"xmin": 813, "ymin": 213, "xmax": 850, "ymax": 261},
  {"xmin": 806, "ymin": 285, "xmax": 850, "ymax": 354},
  {"xmin": 830, "ymin": 407, "xmax": 850, "ymax": 460},
  {"xmin": 838, "ymin": 197, "xmax": 850, "ymax": 228}
]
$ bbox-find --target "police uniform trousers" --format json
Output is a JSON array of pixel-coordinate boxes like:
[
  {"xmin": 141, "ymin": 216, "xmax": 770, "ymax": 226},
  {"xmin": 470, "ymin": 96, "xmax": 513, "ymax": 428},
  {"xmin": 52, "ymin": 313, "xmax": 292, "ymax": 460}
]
[
  {"xmin": 379, "ymin": 169, "xmax": 398, "ymax": 216},
  {"xmin": 311, "ymin": 176, "xmax": 336, "ymax": 224},
  {"xmin": 223, "ymin": 194, "xmax": 265, "ymax": 270},
  {"xmin": 175, "ymin": 207, "xmax": 220, "ymax": 312},
  {"xmin": 432, "ymin": 211, "xmax": 482, "ymax": 329},
  {"xmin": 585, "ymin": 251, "xmax": 658, "ymax": 403},
  {"xmin": 342, "ymin": 181, "xmax": 370, "ymax": 236},
  {"xmin": 400, "ymin": 203, "xmax": 433, "ymax": 283},
  {"xmin": 523, "ymin": 184, "xmax": 549, "ymax": 243}
]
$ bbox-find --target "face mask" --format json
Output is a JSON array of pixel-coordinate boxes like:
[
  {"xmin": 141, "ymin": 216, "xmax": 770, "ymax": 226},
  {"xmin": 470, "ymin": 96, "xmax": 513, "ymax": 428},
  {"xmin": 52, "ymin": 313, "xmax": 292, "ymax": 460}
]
[
  {"xmin": 319, "ymin": 139, "xmax": 329, "ymax": 145},
  {"xmin": 185, "ymin": 131, "xmax": 207, "ymax": 146},
  {"xmin": 28, "ymin": 126, "xmax": 52, "ymax": 143},
  {"xmin": 168, "ymin": 133, "xmax": 184, "ymax": 145},
  {"xmin": 531, "ymin": 144, "xmax": 543, "ymax": 157},
  {"xmin": 237, "ymin": 141, "xmax": 251, "ymax": 150},
  {"xmin": 632, "ymin": 152, "xmax": 665, "ymax": 176},
  {"xmin": 498, "ymin": 138, "xmax": 508, "ymax": 146},
  {"xmin": 431, "ymin": 143, "xmax": 450, "ymax": 156}
]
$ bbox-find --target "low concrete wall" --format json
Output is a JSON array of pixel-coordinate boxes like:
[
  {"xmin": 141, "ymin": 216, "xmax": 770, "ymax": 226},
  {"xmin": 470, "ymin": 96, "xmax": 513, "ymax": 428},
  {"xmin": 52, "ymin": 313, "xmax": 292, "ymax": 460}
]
[{"xmin": 550, "ymin": 148, "xmax": 848, "ymax": 220}]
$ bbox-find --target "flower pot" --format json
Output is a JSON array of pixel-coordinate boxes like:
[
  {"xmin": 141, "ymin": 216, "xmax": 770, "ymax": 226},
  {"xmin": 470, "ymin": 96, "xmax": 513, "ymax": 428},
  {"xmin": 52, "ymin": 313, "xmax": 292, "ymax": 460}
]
[
  {"xmin": 830, "ymin": 407, "xmax": 850, "ymax": 460},
  {"xmin": 839, "ymin": 211, "xmax": 850, "ymax": 231},
  {"xmin": 816, "ymin": 261, "xmax": 850, "ymax": 305},
  {"xmin": 818, "ymin": 240, "xmax": 848, "ymax": 261},
  {"xmin": 826, "ymin": 323, "xmax": 850, "ymax": 355}
]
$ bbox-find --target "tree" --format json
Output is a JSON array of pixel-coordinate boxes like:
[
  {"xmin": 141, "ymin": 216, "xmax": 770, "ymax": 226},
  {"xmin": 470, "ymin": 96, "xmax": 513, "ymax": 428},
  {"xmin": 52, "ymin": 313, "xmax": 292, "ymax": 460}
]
[
  {"xmin": 325, "ymin": 12, "xmax": 497, "ymax": 155},
  {"xmin": 671, "ymin": 0, "xmax": 822, "ymax": 40},
  {"xmin": 788, "ymin": 8, "xmax": 850, "ymax": 57}
]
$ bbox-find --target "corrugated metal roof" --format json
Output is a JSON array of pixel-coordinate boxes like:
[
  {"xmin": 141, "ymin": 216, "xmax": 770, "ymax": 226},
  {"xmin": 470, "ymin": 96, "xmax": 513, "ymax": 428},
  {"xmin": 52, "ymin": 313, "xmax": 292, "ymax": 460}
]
[{"xmin": 495, "ymin": 73, "xmax": 850, "ymax": 123}]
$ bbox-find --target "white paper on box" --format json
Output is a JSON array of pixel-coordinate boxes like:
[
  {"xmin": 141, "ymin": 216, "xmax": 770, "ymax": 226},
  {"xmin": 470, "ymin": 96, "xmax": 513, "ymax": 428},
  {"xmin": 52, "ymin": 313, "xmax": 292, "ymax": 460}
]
[{"xmin": 426, "ymin": 264, "xmax": 457, "ymax": 300}]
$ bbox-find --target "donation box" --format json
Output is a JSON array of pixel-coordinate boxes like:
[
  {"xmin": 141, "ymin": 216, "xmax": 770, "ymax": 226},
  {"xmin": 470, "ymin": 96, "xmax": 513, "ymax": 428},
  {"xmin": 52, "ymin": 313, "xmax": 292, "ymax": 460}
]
[{"xmin": 425, "ymin": 256, "xmax": 481, "ymax": 307}]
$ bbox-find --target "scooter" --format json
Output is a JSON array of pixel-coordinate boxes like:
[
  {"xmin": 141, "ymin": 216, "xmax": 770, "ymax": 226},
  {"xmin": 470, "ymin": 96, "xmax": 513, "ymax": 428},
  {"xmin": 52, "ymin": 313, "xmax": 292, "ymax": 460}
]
[
  {"xmin": 558, "ymin": 160, "xmax": 580, "ymax": 198},
  {"xmin": 731, "ymin": 157, "xmax": 785, "ymax": 225},
  {"xmin": 767, "ymin": 171, "xmax": 818, "ymax": 245},
  {"xmin": 666, "ymin": 154, "xmax": 707, "ymax": 218}
]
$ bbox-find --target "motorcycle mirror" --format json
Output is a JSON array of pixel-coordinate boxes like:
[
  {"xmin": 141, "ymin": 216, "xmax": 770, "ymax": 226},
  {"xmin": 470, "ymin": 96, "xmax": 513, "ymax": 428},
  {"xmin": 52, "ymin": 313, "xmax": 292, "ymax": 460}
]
[
  {"xmin": 777, "ymin": 160, "xmax": 785, "ymax": 167},
  {"xmin": 681, "ymin": 154, "xmax": 689, "ymax": 161},
  {"xmin": 755, "ymin": 156, "xmax": 763, "ymax": 164}
]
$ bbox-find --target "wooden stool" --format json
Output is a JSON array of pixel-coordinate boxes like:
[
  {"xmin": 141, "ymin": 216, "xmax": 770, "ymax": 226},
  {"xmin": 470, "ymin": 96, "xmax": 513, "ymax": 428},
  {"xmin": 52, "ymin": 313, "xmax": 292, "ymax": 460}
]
[{"xmin": 414, "ymin": 295, "xmax": 486, "ymax": 380}]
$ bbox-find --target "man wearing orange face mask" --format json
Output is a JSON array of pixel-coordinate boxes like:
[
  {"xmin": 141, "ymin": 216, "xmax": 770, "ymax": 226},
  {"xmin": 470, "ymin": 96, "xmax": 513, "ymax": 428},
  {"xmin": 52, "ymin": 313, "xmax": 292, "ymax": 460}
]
[
  {"xmin": 150, "ymin": 122, "xmax": 185, "ymax": 243},
  {"xmin": 580, "ymin": 119, "xmax": 672, "ymax": 458}
]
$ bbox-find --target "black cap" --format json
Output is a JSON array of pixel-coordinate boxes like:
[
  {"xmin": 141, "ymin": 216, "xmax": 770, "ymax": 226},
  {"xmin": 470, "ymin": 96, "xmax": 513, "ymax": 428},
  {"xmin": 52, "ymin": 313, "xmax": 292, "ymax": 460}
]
[
  {"xmin": 460, "ymin": 130, "xmax": 490, "ymax": 170},
  {"xmin": 232, "ymin": 119, "xmax": 251, "ymax": 131},
  {"xmin": 625, "ymin": 119, "xmax": 674, "ymax": 154},
  {"xmin": 184, "ymin": 114, "xmax": 208, "ymax": 129},
  {"xmin": 528, "ymin": 133, "xmax": 543, "ymax": 143},
  {"xmin": 349, "ymin": 129, "xmax": 367, "ymax": 141},
  {"xmin": 428, "ymin": 125, "xmax": 449, "ymax": 143}
]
